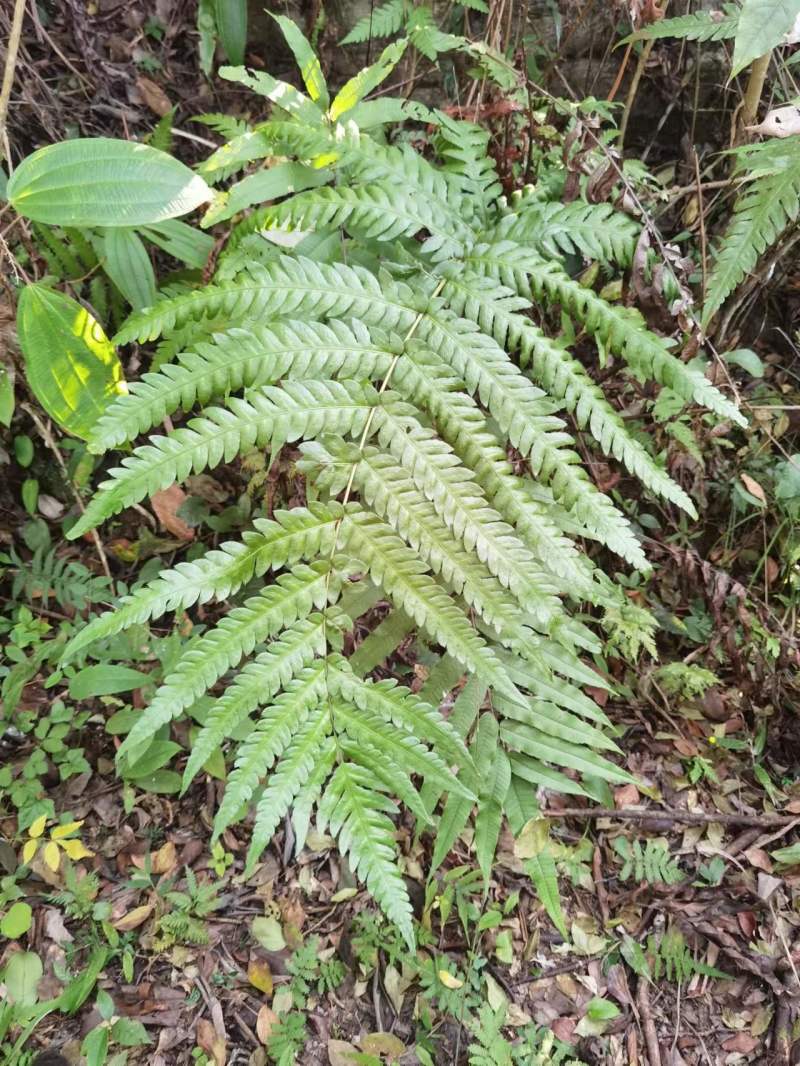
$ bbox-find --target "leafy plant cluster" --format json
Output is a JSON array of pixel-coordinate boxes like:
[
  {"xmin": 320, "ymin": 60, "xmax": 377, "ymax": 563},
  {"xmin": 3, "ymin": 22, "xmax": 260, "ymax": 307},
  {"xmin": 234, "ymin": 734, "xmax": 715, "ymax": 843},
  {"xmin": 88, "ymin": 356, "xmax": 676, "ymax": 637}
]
[{"xmin": 3, "ymin": 13, "xmax": 750, "ymax": 946}]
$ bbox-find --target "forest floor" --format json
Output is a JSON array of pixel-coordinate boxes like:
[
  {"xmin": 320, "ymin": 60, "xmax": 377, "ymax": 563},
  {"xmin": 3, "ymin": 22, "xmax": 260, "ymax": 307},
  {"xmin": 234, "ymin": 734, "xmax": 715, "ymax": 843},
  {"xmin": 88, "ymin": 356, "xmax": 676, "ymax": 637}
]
[{"xmin": 3, "ymin": 2, "xmax": 800, "ymax": 1065}]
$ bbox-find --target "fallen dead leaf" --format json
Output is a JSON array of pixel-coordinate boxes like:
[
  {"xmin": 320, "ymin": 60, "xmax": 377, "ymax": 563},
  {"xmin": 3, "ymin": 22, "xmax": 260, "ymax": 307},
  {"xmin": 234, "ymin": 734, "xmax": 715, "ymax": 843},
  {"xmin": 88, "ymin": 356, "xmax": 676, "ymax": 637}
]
[
  {"xmin": 256, "ymin": 1005, "xmax": 278, "ymax": 1044},
  {"xmin": 196, "ymin": 1017, "xmax": 226, "ymax": 1066},
  {"xmin": 721, "ymin": 1033, "xmax": 760, "ymax": 1053},
  {"xmin": 614, "ymin": 783, "xmax": 640, "ymax": 808},
  {"xmin": 328, "ymin": 1038, "xmax": 359, "ymax": 1065},
  {"xmin": 113, "ymin": 903, "xmax": 154, "ymax": 931},
  {"xmin": 136, "ymin": 75, "xmax": 172, "ymax": 116},
  {"xmin": 43, "ymin": 908, "xmax": 73, "ymax": 946},
  {"xmin": 248, "ymin": 959, "xmax": 273, "ymax": 996},
  {"xmin": 740, "ymin": 473, "xmax": 766, "ymax": 504},
  {"xmin": 744, "ymin": 847, "xmax": 773, "ymax": 873},
  {"xmin": 360, "ymin": 1032, "xmax": 406, "ymax": 1059},
  {"xmin": 151, "ymin": 485, "xmax": 195, "ymax": 540}
]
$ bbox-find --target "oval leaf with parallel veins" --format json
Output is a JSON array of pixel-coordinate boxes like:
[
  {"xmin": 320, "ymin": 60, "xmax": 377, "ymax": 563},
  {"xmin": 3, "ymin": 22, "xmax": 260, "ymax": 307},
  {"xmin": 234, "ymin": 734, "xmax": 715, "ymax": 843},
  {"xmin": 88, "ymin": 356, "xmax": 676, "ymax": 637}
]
[
  {"xmin": 16, "ymin": 284, "xmax": 126, "ymax": 439},
  {"xmin": 8, "ymin": 137, "xmax": 212, "ymax": 227}
]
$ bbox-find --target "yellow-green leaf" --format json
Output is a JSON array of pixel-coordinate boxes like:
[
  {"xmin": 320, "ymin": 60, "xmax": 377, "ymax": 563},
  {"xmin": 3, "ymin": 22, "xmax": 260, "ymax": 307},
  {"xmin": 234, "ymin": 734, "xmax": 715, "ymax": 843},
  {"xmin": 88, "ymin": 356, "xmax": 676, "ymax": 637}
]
[
  {"xmin": 28, "ymin": 814, "xmax": 47, "ymax": 839},
  {"xmin": 17, "ymin": 284, "xmax": 126, "ymax": 439},
  {"xmin": 51, "ymin": 820, "xmax": 83, "ymax": 840},
  {"xmin": 42, "ymin": 841, "xmax": 61, "ymax": 872}
]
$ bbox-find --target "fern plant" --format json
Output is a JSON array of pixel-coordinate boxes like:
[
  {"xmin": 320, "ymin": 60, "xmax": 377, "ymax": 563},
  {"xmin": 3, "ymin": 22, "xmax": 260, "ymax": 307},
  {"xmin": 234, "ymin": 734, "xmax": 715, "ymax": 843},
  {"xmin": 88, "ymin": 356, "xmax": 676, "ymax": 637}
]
[{"xmin": 49, "ymin": 21, "xmax": 745, "ymax": 944}]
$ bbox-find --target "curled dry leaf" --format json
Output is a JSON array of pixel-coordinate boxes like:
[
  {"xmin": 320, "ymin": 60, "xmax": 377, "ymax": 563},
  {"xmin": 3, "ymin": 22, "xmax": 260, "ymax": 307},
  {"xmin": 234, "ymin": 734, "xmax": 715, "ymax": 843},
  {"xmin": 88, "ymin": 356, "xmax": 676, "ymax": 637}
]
[
  {"xmin": 151, "ymin": 484, "xmax": 195, "ymax": 540},
  {"xmin": 196, "ymin": 1017, "xmax": 226, "ymax": 1066},
  {"xmin": 136, "ymin": 76, "xmax": 173, "ymax": 117},
  {"xmin": 113, "ymin": 903, "xmax": 154, "ymax": 931},
  {"xmin": 256, "ymin": 1005, "xmax": 278, "ymax": 1044}
]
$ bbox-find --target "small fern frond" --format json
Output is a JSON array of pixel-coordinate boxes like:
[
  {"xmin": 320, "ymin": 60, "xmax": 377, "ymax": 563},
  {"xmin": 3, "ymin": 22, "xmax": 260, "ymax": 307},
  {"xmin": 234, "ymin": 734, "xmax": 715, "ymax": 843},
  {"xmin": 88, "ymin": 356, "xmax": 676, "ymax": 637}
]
[
  {"xmin": 318, "ymin": 761, "xmax": 415, "ymax": 949},
  {"xmin": 624, "ymin": 5, "xmax": 739, "ymax": 42},
  {"xmin": 703, "ymin": 138, "xmax": 800, "ymax": 326},
  {"xmin": 433, "ymin": 111, "xmax": 502, "ymax": 212},
  {"xmin": 341, "ymin": 0, "xmax": 406, "ymax": 44},
  {"xmin": 68, "ymin": 381, "xmax": 380, "ymax": 538},
  {"xmin": 64, "ymin": 504, "xmax": 347, "ymax": 660},
  {"xmin": 181, "ymin": 611, "xmax": 340, "ymax": 789},
  {"xmin": 468, "ymin": 243, "xmax": 746, "ymax": 428},
  {"xmin": 442, "ymin": 269, "xmax": 697, "ymax": 517},
  {"xmin": 118, "ymin": 561, "xmax": 340, "ymax": 761},
  {"xmin": 344, "ymin": 509, "xmax": 523, "ymax": 704},
  {"xmin": 495, "ymin": 199, "xmax": 639, "ymax": 266},
  {"xmin": 90, "ymin": 320, "xmax": 394, "ymax": 451},
  {"xmin": 260, "ymin": 182, "xmax": 470, "ymax": 260},
  {"xmin": 214, "ymin": 662, "xmax": 330, "ymax": 838}
]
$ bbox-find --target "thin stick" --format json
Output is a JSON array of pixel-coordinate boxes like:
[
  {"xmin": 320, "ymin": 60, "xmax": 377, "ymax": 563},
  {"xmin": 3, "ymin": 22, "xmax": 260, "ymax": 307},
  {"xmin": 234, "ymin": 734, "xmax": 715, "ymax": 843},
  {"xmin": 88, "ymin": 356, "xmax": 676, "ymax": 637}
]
[
  {"xmin": 693, "ymin": 147, "xmax": 708, "ymax": 304},
  {"xmin": 544, "ymin": 806, "xmax": 800, "ymax": 829},
  {"xmin": 0, "ymin": 0, "xmax": 27, "ymax": 160},
  {"xmin": 20, "ymin": 402, "xmax": 113, "ymax": 582}
]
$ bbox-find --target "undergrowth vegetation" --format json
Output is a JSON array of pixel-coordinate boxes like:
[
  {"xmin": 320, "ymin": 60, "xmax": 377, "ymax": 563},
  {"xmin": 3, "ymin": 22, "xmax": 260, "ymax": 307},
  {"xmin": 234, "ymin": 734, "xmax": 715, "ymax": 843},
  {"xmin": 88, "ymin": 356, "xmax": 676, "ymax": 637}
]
[{"xmin": 5, "ymin": 19, "xmax": 749, "ymax": 943}]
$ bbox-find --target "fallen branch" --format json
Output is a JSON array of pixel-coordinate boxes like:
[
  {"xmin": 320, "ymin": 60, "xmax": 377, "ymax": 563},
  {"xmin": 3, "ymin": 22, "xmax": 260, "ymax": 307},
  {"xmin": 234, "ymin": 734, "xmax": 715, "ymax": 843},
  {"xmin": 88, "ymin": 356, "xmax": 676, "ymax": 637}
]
[{"xmin": 545, "ymin": 807, "xmax": 800, "ymax": 829}]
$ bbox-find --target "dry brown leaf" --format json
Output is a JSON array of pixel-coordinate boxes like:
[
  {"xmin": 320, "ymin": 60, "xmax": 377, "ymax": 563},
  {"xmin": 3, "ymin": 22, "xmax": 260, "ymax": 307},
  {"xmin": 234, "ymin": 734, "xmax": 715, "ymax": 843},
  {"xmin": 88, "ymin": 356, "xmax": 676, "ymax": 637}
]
[
  {"xmin": 614, "ymin": 784, "xmax": 640, "ymax": 808},
  {"xmin": 740, "ymin": 473, "xmax": 766, "ymax": 504},
  {"xmin": 744, "ymin": 847, "xmax": 773, "ymax": 873},
  {"xmin": 746, "ymin": 105, "xmax": 800, "ymax": 138},
  {"xmin": 328, "ymin": 1039, "xmax": 359, "ymax": 1065},
  {"xmin": 136, "ymin": 75, "xmax": 172, "ymax": 117},
  {"xmin": 113, "ymin": 903, "xmax": 154, "ymax": 931},
  {"xmin": 256, "ymin": 1005, "xmax": 278, "ymax": 1044},
  {"xmin": 196, "ymin": 1017, "xmax": 226, "ymax": 1066},
  {"xmin": 721, "ymin": 1033, "xmax": 759, "ymax": 1053},
  {"xmin": 151, "ymin": 485, "xmax": 195, "ymax": 540}
]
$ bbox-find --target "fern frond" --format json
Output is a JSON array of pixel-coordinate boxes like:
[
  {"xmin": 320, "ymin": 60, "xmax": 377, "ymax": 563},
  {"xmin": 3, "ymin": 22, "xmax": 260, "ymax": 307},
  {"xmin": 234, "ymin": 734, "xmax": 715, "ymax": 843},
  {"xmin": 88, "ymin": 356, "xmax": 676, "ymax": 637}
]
[
  {"xmin": 214, "ymin": 661, "xmax": 330, "ymax": 838},
  {"xmin": 495, "ymin": 199, "xmax": 639, "ymax": 266},
  {"xmin": 256, "ymin": 182, "xmax": 470, "ymax": 260},
  {"xmin": 291, "ymin": 738, "xmax": 337, "ymax": 853},
  {"xmin": 704, "ymin": 138, "xmax": 800, "ymax": 326},
  {"xmin": 244, "ymin": 705, "xmax": 333, "ymax": 869},
  {"xmin": 433, "ymin": 111, "xmax": 502, "ymax": 212},
  {"xmin": 117, "ymin": 560, "xmax": 340, "ymax": 761},
  {"xmin": 373, "ymin": 404, "xmax": 563, "ymax": 617},
  {"xmin": 341, "ymin": 0, "xmax": 406, "ymax": 44},
  {"xmin": 500, "ymin": 718, "xmax": 632, "ymax": 785},
  {"xmin": 182, "ymin": 611, "xmax": 342, "ymax": 789},
  {"xmin": 468, "ymin": 242, "xmax": 746, "ymax": 428},
  {"xmin": 392, "ymin": 346, "xmax": 601, "ymax": 596},
  {"xmin": 64, "ymin": 504, "xmax": 347, "ymax": 660},
  {"xmin": 338, "ymin": 733, "xmax": 432, "ymax": 826},
  {"xmin": 332, "ymin": 441, "xmax": 549, "ymax": 635},
  {"xmin": 113, "ymin": 256, "xmax": 411, "ymax": 345},
  {"xmin": 90, "ymin": 320, "xmax": 394, "ymax": 451},
  {"xmin": 625, "ymin": 5, "xmax": 738, "ymax": 42},
  {"xmin": 330, "ymin": 664, "xmax": 471, "ymax": 768},
  {"xmin": 343, "ymin": 509, "xmax": 524, "ymax": 704},
  {"xmin": 68, "ymin": 380, "xmax": 380, "ymax": 538},
  {"xmin": 441, "ymin": 268, "xmax": 697, "ymax": 517},
  {"xmin": 318, "ymin": 761, "xmax": 415, "ymax": 949},
  {"xmin": 331, "ymin": 691, "xmax": 473, "ymax": 800}
]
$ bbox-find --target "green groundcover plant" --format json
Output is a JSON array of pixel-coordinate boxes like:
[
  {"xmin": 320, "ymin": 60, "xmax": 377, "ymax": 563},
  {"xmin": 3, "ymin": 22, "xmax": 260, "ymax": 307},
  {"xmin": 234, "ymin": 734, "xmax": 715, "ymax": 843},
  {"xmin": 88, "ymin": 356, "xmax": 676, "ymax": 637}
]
[{"xmin": 7, "ymin": 19, "xmax": 744, "ymax": 945}]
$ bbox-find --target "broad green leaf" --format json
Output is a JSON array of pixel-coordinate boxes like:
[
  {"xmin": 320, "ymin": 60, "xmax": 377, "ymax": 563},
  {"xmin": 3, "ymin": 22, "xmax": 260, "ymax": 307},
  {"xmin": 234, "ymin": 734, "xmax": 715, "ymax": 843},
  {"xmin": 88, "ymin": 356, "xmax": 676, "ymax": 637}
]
[
  {"xmin": 202, "ymin": 161, "xmax": 331, "ymax": 226},
  {"xmin": 219, "ymin": 65, "xmax": 324, "ymax": 125},
  {"xmin": 772, "ymin": 842, "xmax": 800, "ymax": 865},
  {"xmin": 8, "ymin": 138, "xmax": 212, "ymax": 227},
  {"xmin": 102, "ymin": 228, "xmax": 157, "ymax": 310},
  {"xmin": 272, "ymin": 13, "xmax": 329, "ymax": 106},
  {"xmin": 122, "ymin": 740, "xmax": 183, "ymax": 780},
  {"xmin": 0, "ymin": 366, "xmax": 13, "ymax": 427},
  {"xmin": 82, "ymin": 1025, "xmax": 109, "ymax": 1066},
  {"xmin": 214, "ymin": 0, "xmax": 247, "ymax": 64},
  {"xmin": 197, "ymin": 0, "xmax": 217, "ymax": 76},
  {"xmin": 69, "ymin": 664, "xmax": 151, "ymax": 699},
  {"xmin": 731, "ymin": 0, "xmax": 800, "ymax": 76},
  {"xmin": 3, "ymin": 951, "xmax": 42, "ymax": 1006},
  {"xmin": 524, "ymin": 852, "xmax": 568, "ymax": 940},
  {"xmin": 140, "ymin": 219, "xmax": 215, "ymax": 269},
  {"xmin": 16, "ymin": 285, "xmax": 125, "ymax": 439},
  {"xmin": 1, "ymin": 901, "xmax": 32, "ymax": 939},
  {"xmin": 329, "ymin": 39, "xmax": 408, "ymax": 121}
]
